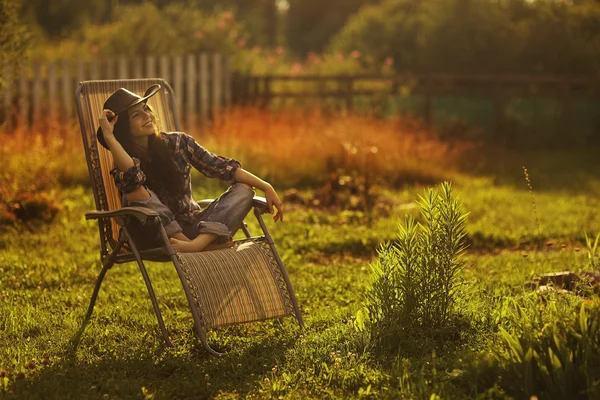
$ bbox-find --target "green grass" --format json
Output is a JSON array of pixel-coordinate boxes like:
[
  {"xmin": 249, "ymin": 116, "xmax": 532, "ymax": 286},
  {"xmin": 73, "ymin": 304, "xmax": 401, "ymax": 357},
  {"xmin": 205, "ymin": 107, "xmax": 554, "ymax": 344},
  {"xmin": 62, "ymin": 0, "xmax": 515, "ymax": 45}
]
[{"xmin": 2, "ymin": 146, "xmax": 600, "ymax": 399}]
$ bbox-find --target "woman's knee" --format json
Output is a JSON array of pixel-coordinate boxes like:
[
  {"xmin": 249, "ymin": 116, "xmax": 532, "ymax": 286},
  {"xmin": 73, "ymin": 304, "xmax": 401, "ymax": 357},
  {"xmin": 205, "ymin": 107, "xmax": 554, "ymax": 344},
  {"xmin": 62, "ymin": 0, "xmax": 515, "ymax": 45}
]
[{"xmin": 233, "ymin": 183, "xmax": 255, "ymax": 203}]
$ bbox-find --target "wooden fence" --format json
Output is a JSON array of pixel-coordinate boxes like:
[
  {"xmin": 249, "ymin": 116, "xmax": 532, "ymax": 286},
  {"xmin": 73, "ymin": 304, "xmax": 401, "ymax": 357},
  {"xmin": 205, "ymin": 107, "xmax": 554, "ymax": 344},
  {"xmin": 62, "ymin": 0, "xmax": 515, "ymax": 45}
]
[
  {"xmin": 232, "ymin": 73, "xmax": 600, "ymax": 135},
  {"xmin": 0, "ymin": 53, "xmax": 231, "ymax": 132},
  {"xmin": 2, "ymin": 63, "xmax": 599, "ymax": 136}
]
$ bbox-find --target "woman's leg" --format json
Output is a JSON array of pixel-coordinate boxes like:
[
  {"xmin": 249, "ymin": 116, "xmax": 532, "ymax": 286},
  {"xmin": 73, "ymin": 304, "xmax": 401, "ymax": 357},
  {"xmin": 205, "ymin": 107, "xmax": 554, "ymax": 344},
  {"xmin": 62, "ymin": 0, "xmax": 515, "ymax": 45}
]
[{"xmin": 171, "ymin": 184, "xmax": 254, "ymax": 253}]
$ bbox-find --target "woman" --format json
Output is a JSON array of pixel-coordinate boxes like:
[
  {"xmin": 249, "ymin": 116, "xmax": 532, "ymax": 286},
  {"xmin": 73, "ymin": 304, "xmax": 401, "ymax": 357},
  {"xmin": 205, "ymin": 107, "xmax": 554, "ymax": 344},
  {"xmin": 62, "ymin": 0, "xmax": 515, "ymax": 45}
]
[{"xmin": 97, "ymin": 84, "xmax": 283, "ymax": 253}]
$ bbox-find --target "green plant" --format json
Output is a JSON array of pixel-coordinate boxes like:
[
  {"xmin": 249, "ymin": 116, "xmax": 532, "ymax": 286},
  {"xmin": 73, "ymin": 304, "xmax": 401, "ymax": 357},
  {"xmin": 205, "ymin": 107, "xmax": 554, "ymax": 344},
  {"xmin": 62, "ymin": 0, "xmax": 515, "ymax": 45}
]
[
  {"xmin": 493, "ymin": 297, "xmax": 600, "ymax": 399},
  {"xmin": 356, "ymin": 181, "xmax": 469, "ymax": 349},
  {"xmin": 584, "ymin": 231, "xmax": 600, "ymax": 269}
]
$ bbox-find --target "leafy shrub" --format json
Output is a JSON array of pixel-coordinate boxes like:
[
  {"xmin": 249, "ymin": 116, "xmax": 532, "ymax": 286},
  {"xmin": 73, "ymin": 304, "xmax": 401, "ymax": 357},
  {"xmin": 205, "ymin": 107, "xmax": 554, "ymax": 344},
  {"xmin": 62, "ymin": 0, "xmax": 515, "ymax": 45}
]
[
  {"xmin": 493, "ymin": 295, "xmax": 600, "ymax": 399},
  {"xmin": 330, "ymin": 0, "xmax": 600, "ymax": 75},
  {"xmin": 31, "ymin": 3, "xmax": 249, "ymax": 62},
  {"xmin": 355, "ymin": 182, "xmax": 469, "ymax": 350}
]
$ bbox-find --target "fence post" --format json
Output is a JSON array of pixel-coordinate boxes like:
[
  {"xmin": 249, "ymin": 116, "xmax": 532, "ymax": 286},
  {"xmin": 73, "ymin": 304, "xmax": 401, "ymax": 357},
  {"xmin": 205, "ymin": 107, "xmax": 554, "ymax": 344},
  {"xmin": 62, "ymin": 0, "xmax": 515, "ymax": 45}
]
[
  {"xmin": 559, "ymin": 79, "xmax": 571, "ymax": 144},
  {"xmin": 423, "ymin": 74, "xmax": 432, "ymax": 127},
  {"xmin": 344, "ymin": 75, "xmax": 353, "ymax": 111},
  {"xmin": 159, "ymin": 55, "xmax": 170, "ymax": 85},
  {"xmin": 186, "ymin": 54, "xmax": 197, "ymax": 129},
  {"xmin": 18, "ymin": 65, "xmax": 29, "ymax": 129},
  {"xmin": 199, "ymin": 53, "xmax": 209, "ymax": 126},
  {"xmin": 32, "ymin": 62, "xmax": 42, "ymax": 127},
  {"xmin": 2, "ymin": 64, "xmax": 13, "ymax": 132},
  {"xmin": 61, "ymin": 59, "xmax": 72, "ymax": 121},
  {"xmin": 223, "ymin": 56, "xmax": 231, "ymax": 110},
  {"xmin": 262, "ymin": 76, "xmax": 272, "ymax": 109},
  {"xmin": 48, "ymin": 61, "xmax": 57, "ymax": 123},
  {"xmin": 212, "ymin": 53, "xmax": 222, "ymax": 116},
  {"xmin": 173, "ymin": 55, "xmax": 183, "ymax": 118},
  {"xmin": 118, "ymin": 57, "xmax": 128, "ymax": 79},
  {"xmin": 493, "ymin": 78, "xmax": 505, "ymax": 138},
  {"xmin": 146, "ymin": 56, "xmax": 156, "ymax": 78}
]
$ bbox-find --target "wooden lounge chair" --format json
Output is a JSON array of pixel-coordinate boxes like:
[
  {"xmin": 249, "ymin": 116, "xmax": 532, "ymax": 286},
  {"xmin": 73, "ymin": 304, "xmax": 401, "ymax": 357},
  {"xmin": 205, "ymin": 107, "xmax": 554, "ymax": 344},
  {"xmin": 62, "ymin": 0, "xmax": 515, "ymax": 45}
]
[{"xmin": 73, "ymin": 78, "xmax": 303, "ymax": 355}]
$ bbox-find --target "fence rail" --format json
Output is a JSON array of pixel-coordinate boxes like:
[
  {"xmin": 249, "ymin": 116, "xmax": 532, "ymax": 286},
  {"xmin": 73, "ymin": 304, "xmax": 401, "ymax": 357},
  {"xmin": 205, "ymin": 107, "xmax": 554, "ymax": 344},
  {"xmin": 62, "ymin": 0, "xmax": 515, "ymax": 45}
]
[
  {"xmin": 232, "ymin": 73, "xmax": 600, "ymax": 134},
  {"xmin": 1, "ymin": 54, "xmax": 231, "ymax": 132},
  {"xmin": 2, "ymin": 62, "xmax": 599, "ymax": 137}
]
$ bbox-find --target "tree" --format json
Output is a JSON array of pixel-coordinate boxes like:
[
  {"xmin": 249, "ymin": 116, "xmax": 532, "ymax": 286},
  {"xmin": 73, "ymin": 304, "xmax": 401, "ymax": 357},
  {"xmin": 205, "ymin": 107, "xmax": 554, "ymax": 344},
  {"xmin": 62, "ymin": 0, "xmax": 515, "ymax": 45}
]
[
  {"xmin": 0, "ymin": 0, "xmax": 30, "ymax": 73},
  {"xmin": 19, "ymin": 0, "xmax": 105, "ymax": 39},
  {"xmin": 284, "ymin": 0, "xmax": 380, "ymax": 56}
]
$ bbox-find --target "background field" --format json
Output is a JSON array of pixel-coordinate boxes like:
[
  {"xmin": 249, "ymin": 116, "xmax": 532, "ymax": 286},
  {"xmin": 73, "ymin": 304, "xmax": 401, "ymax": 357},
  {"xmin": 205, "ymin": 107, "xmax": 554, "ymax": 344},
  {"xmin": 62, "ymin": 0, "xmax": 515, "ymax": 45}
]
[{"xmin": 1, "ymin": 109, "xmax": 600, "ymax": 399}]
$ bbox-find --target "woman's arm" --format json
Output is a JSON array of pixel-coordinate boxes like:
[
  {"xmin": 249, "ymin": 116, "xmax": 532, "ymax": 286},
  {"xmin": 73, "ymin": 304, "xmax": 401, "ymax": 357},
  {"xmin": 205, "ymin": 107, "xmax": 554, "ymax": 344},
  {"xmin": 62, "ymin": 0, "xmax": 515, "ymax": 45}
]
[
  {"xmin": 233, "ymin": 168, "xmax": 284, "ymax": 222},
  {"xmin": 99, "ymin": 109, "xmax": 149, "ymax": 202},
  {"xmin": 99, "ymin": 110, "xmax": 135, "ymax": 172}
]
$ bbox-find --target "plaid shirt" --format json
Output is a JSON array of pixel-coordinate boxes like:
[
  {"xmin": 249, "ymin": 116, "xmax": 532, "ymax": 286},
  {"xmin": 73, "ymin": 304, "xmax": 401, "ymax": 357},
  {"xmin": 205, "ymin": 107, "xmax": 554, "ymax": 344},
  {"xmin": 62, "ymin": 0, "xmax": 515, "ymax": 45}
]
[{"xmin": 110, "ymin": 132, "xmax": 241, "ymax": 223}]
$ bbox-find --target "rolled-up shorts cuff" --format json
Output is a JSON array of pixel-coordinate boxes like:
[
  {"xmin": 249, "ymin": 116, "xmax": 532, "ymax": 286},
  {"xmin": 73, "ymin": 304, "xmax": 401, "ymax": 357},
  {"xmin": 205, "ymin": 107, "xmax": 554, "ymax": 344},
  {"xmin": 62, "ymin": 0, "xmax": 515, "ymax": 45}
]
[
  {"xmin": 196, "ymin": 221, "xmax": 231, "ymax": 242},
  {"xmin": 163, "ymin": 220, "xmax": 183, "ymax": 237}
]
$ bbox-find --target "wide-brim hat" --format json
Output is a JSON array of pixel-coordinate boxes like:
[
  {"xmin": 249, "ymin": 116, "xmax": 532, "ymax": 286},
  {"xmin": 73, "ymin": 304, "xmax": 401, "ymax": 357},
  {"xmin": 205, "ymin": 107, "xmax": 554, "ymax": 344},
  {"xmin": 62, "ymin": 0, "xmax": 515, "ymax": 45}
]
[{"xmin": 96, "ymin": 84, "xmax": 161, "ymax": 149}]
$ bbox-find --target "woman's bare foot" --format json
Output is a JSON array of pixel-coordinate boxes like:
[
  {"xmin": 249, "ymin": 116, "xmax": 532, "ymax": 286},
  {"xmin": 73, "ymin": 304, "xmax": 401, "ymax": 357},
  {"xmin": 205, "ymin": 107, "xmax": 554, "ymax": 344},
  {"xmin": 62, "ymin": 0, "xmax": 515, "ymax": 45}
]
[{"xmin": 169, "ymin": 237, "xmax": 234, "ymax": 253}]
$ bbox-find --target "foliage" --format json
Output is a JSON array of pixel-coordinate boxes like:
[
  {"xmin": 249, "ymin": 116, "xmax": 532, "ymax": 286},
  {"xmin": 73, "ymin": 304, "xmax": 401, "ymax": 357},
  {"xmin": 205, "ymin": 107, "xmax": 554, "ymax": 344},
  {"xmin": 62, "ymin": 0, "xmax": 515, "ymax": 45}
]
[
  {"xmin": 208, "ymin": 108, "xmax": 470, "ymax": 188},
  {"xmin": 19, "ymin": 0, "xmax": 105, "ymax": 39},
  {"xmin": 31, "ymin": 3, "xmax": 249, "ymax": 61},
  {"xmin": 330, "ymin": 0, "xmax": 600, "ymax": 75},
  {"xmin": 0, "ymin": 0, "xmax": 30, "ymax": 74},
  {"xmin": 492, "ymin": 295, "xmax": 600, "ymax": 399},
  {"xmin": 284, "ymin": 0, "xmax": 380, "ymax": 55},
  {"xmin": 356, "ymin": 182, "xmax": 469, "ymax": 352}
]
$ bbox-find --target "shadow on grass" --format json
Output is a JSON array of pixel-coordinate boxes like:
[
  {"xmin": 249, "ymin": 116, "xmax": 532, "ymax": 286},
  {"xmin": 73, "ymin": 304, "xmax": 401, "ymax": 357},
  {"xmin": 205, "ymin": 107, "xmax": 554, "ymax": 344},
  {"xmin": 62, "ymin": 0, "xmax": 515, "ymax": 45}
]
[{"xmin": 4, "ymin": 330, "xmax": 297, "ymax": 399}]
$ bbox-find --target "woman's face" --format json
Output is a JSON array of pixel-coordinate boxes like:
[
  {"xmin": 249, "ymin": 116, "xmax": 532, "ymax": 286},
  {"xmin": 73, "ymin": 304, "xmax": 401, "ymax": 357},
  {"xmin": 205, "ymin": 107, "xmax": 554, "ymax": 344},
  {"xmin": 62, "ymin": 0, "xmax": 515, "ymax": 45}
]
[{"xmin": 127, "ymin": 102, "xmax": 156, "ymax": 137}]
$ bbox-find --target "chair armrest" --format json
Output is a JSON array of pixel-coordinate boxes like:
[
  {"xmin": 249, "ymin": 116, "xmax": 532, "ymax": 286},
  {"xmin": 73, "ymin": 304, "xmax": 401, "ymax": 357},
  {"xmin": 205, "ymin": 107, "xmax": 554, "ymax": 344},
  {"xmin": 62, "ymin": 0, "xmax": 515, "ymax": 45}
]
[
  {"xmin": 252, "ymin": 196, "xmax": 269, "ymax": 214},
  {"xmin": 198, "ymin": 196, "xmax": 270, "ymax": 214},
  {"xmin": 85, "ymin": 207, "xmax": 160, "ymax": 225}
]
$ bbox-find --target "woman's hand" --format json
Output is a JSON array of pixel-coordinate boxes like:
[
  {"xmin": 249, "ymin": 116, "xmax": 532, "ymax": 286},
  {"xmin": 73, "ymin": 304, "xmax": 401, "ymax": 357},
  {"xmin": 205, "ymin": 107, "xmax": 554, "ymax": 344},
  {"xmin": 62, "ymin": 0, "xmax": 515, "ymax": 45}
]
[
  {"xmin": 265, "ymin": 185, "xmax": 284, "ymax": 222},
  {"xmin": 98, "ymin": 109, "xmax": 118, "ymax": 141}
]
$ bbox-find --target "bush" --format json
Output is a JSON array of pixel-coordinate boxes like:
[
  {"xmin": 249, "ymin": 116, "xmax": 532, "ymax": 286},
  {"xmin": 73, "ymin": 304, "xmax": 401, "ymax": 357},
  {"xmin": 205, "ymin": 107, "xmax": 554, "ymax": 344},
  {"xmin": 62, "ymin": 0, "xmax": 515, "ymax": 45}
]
[
  {"xmin": 493, "ymin": 295, "xmax": 600, "ymax": 399},
  {"xmin": 356, "ymin": 182, "xmax": 469, "ymax": 351},
  {"xmin": 329, "ymin": 0, "xmax": 600, "ymax": 75}
]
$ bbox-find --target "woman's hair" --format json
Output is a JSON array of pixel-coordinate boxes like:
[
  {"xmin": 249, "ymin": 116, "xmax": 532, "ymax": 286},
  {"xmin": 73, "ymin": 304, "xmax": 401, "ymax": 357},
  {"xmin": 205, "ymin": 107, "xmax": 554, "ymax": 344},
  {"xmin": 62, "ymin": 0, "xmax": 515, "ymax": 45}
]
[{"xmin": 113, "ymin": 105, "xmax": 185, "ymax": 196}]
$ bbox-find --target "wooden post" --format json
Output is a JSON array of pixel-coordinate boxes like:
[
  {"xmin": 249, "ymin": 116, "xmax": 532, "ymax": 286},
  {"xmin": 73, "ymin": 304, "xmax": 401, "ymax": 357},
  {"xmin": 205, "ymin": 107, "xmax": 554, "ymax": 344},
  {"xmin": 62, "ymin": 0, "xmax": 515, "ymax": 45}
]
[
  {"xmin": 159, "ymin": 55, "xmax": 170, "ymax": 84},
  {"xmin": 2, "ymin": 64, "xmax": 13, "ymax": 132},
  {"xmin": 559, "ymin": 79, "xmax": 571, "ymax": 144},
  {"xmin": 223, "ymin": 56, "xmax": 231, "ymax": 110},
  {"xmin": 423, "ymin": 74, "xmax": 432, "ymax": 127},
  {"xmin": 32, "ymin": 62, "xmax": 42, "ymax": 127},
  {"xmin": 18, "ymin": 66, "xmax": 29, "ymax": 129},
  {"xmin": 76, "ymin": 61, "xmax": 84, "ymax": 86},
  {"xmin": 47, "ymin": 61, "xmax": 57, "ymax": 123},
  {"xmin": 132, "ymin": 57, "xmax": 142, "ymax": 78},
  {"xmin": 173, "ymin": 55, "xmax": 183, "ymax": 120},
  {"xmin": 199, "ymin": 53, "xmax": 209, "ymax": 126},
  {"xmin": 493, "ymin": 78, "xmax": 505, "ymax": 138},
  {"xmin": 212, "ymin": 53, "xmax": 222, "ymax": 116},
  {"xmin": 146, "ymin": 56, "xmax": 156, "ymax": 78},
  {"xmin": 90, "ymin": 59, "xmax": 100, "ymax": 80},
  {"xmin": 105, "ymin": 58, "xmax": 115, "ymax": 79},
  {"xmin": 262, "ymin": 76, "xmax": 272, "ymax": 109},
  {"xmin": 186, "ymin": 54, "xmax": 196, "ymax": 130},
  {"xmin": 118, "ymin": 56, "xmax": 128, "ymax": 79},
  {"xmin": 61, "ymin": 60, "xmax": 73, "ymax": 121},
  {"xmin": 344, "ymin": 75, "xmax": 353, "ymax": 111}
]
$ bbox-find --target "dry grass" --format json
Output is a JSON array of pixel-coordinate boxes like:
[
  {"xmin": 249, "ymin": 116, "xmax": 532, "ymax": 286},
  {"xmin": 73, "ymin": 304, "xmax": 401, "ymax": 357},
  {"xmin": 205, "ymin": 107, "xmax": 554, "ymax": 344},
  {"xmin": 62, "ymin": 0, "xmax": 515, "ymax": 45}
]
[
  {"xmin": 205, "ymin": 107, "xmax": 477, "ymax": 188},
  {"xmin": 0, "ymin": 108, "xmax": 477, "ymax": 198}
]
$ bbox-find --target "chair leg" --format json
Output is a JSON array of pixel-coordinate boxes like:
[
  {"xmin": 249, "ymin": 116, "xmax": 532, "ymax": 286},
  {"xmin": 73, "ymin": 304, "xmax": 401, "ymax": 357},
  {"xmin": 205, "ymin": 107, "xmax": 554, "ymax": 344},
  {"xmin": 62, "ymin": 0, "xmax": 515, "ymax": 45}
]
[
  {"xmin": 241, "ymin": 222, "xmax": 251, "ymax": 238},
  {"xmin": 156, "ymin": 226, "xmax": 223, "ymax": 356},
  {"xmin": 254, "ymin": 208, "xmax": 305, "ymax": 329},
  {"xmin": 122, "ymin": 227, "xmax": 173, "ymax": 348},
  {"xmin": 70, "ymin": 235, "xmax": 126, "ymax": 349}
]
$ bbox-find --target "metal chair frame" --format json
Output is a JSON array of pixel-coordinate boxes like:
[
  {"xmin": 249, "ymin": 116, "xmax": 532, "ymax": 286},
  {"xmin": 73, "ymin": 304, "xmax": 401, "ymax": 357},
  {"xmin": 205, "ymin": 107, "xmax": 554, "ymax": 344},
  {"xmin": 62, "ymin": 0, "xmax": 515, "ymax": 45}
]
[{"xmin": 72, "ymin": 78, "xmax": 303, "ymax": 355}]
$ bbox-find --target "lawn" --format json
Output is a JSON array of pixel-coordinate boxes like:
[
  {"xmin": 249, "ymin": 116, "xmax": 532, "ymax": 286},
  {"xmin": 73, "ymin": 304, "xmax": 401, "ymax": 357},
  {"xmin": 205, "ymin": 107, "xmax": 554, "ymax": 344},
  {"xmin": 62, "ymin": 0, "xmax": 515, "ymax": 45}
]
[{"xmin": 1, "ymin": 110, "xmax": 600, "ymax": 399}]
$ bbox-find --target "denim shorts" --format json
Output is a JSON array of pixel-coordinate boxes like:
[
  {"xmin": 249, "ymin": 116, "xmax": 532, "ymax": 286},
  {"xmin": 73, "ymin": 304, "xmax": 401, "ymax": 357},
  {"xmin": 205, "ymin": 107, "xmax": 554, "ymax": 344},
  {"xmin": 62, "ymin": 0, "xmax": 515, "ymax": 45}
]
[{"xmin": 126, "ymin": 183, "xmax": 255, "ymax": 243}]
